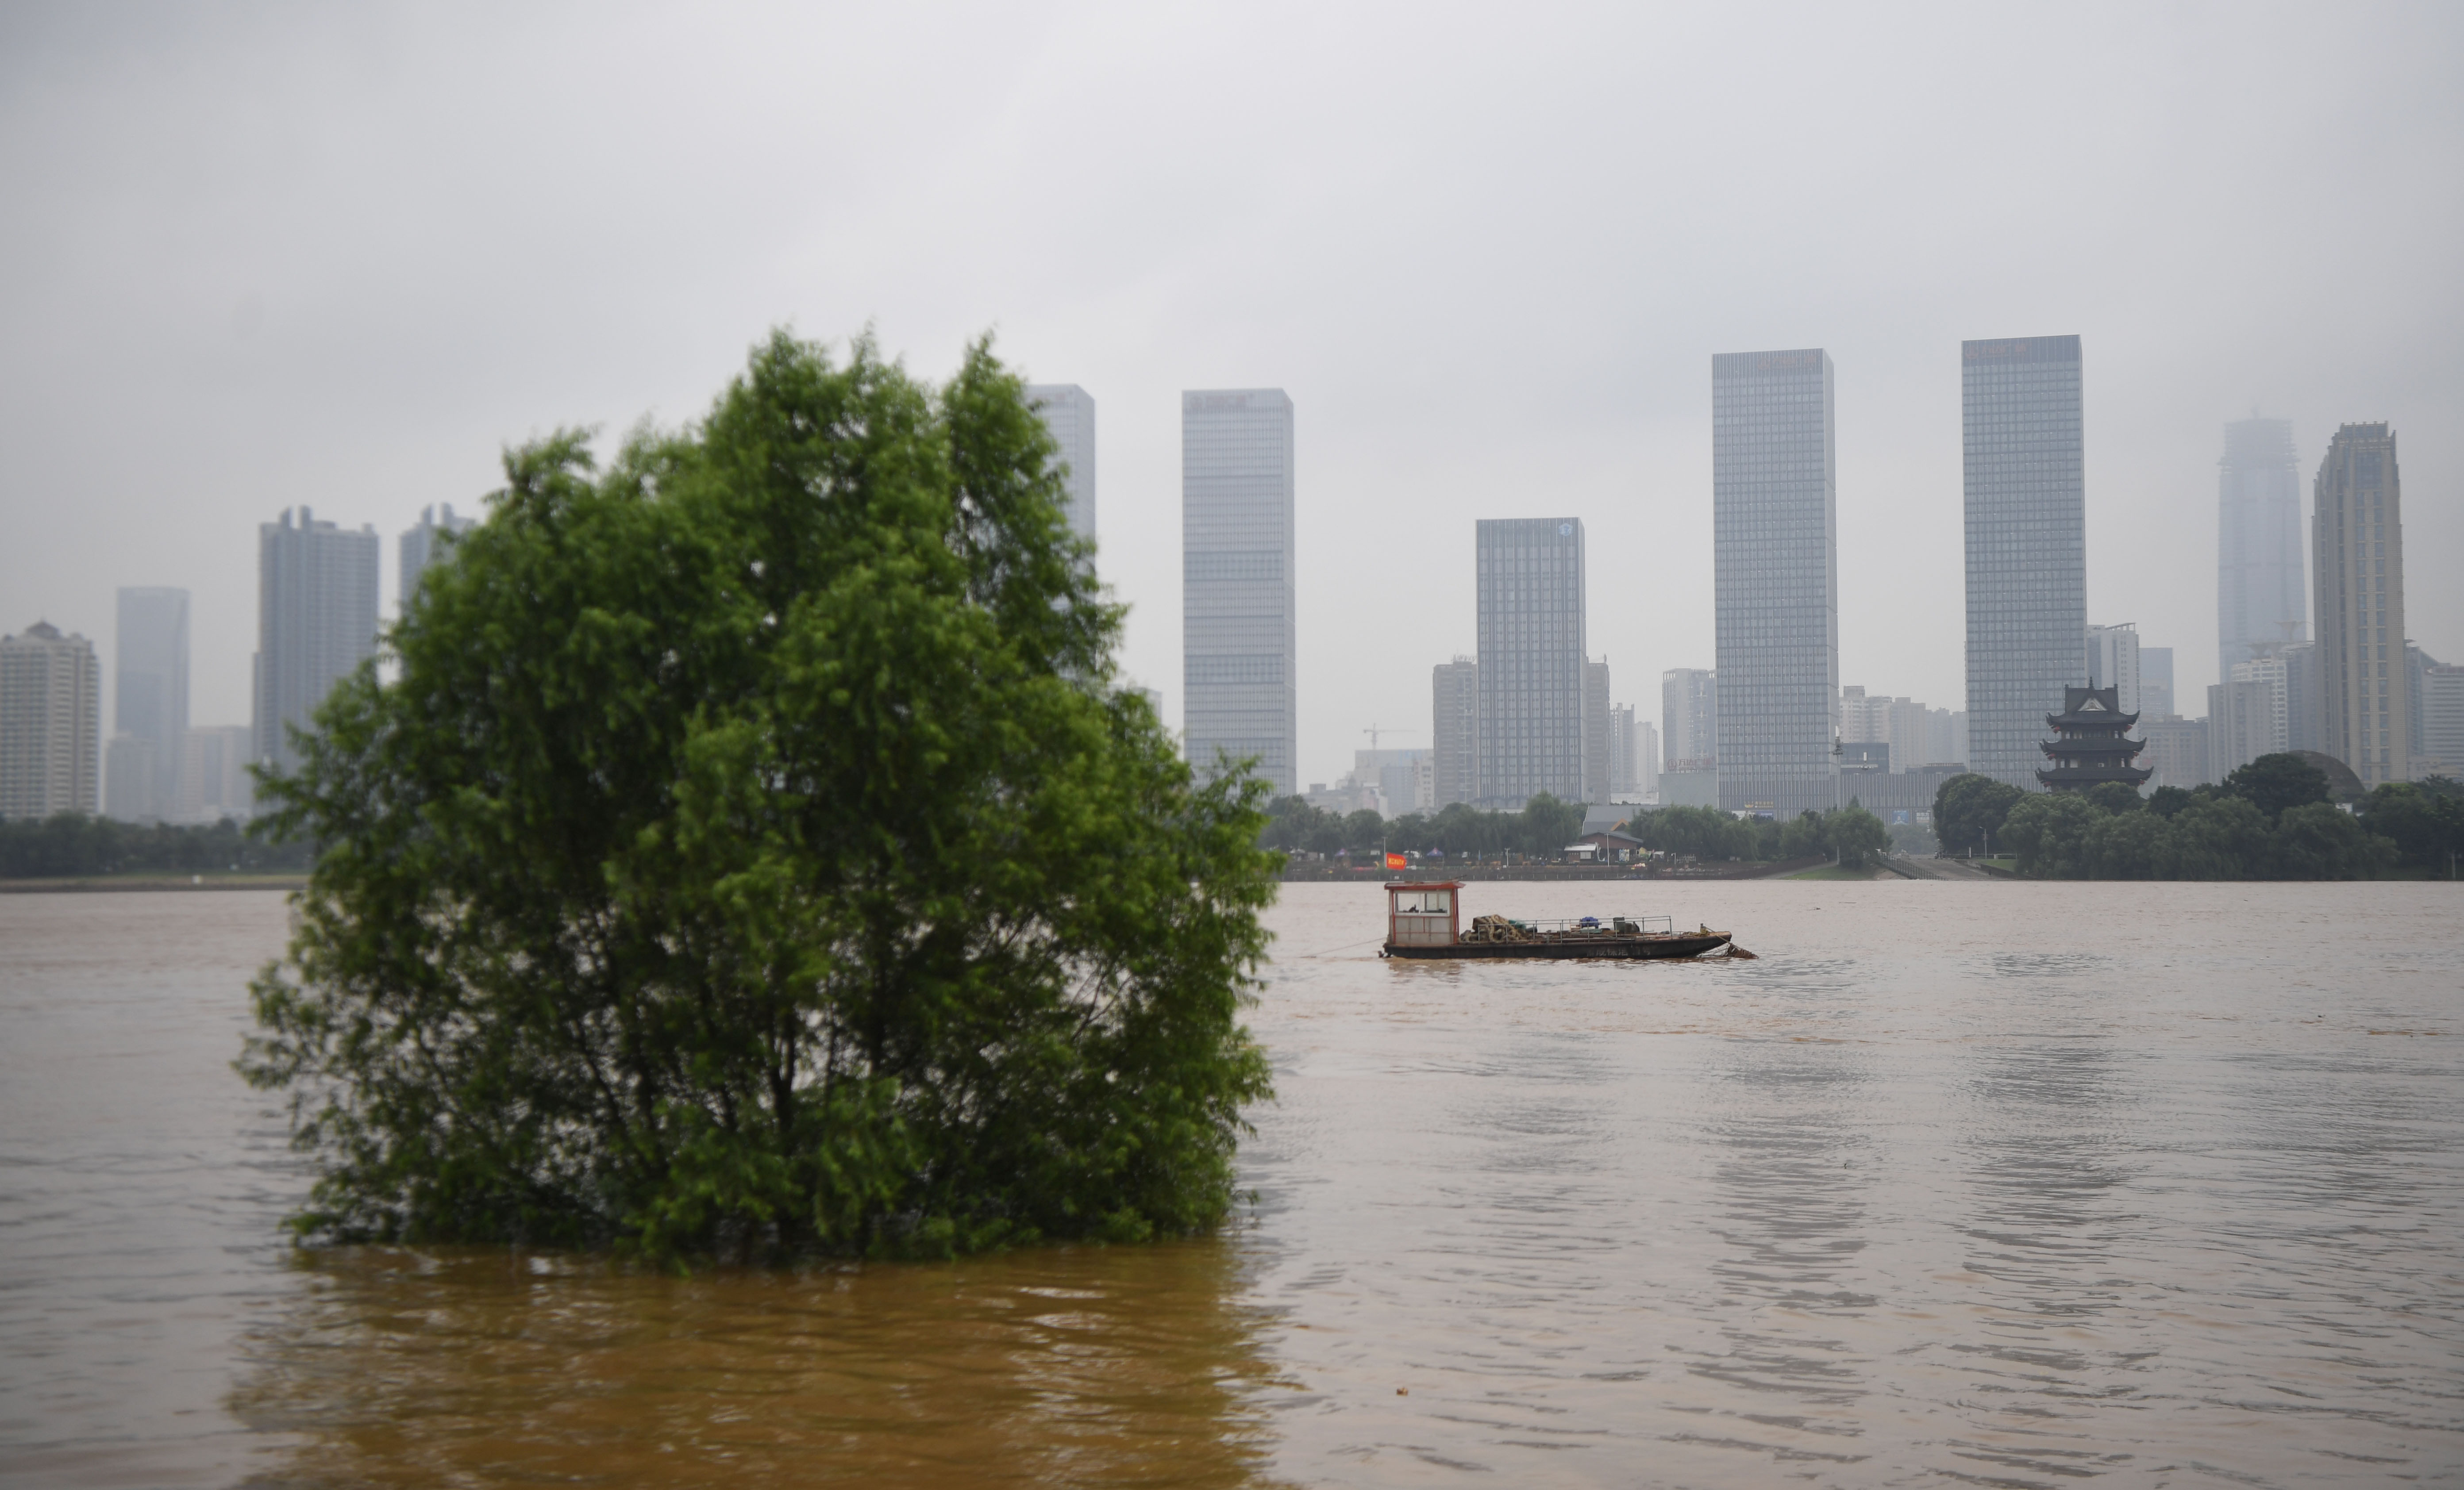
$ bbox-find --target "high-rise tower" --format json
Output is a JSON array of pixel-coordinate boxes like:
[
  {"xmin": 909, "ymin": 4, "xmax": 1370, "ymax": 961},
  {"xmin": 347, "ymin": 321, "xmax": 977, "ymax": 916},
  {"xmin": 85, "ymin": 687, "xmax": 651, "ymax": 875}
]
[
  {"xmin": 2084, "ymin": 622, "xmax": 2141, "ymax": 716},
  {"xmin": 1431, "ymin": 657, "xmax": 1478, "ymax": 807},
  {"xmin": 1024, "ymin": 385, "xmax": 1097, "ymax": 545},
  {"xmin": 2312, "ymin": 424, "xmax": 2410, "ymax": 787},
  {"xmin": 1661, "ymin": 667, "xmax": 1716, "ymax": 770},
  {"xmin": 1963, "ymin": 335, "xmax": 2086, "ymax": 789},
  {"xmin": 1181, "ymin": 390, "xmax": 1295, "ymax": 796},
  {"xmin": 400, "ymin": 504, "xmax": 476, "ymax": 611},
  {"xmin": 0, "ymin": 621, "xmax": 100, "ymax": 820},
  {"xmin": 112, "ymin": 587, "xmax": 189, "ymax": 818},
  {"xmin": 1713, "ymin": 348, "xmax": 1837, "ymax": 817},
  {"xmin": 2218, "ymin": 418, "xmax": 2307, "ymax": 684},
  {"xmin": 254, "ymin": 507, "xmax": 380, "ymax": 775},
  {"xmin": 1476, "ymin": 518, "xmax": 1586, "ymax": 806},
  {"xmin": 1582, "ymin": 659, "xmax": 1611, "ymax": 805}
]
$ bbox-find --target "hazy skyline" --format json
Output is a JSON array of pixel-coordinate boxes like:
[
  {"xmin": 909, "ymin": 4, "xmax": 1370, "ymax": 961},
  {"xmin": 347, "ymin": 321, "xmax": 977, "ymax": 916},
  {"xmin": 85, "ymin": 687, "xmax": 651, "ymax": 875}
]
[{"xmin": 4, "ymin": 3, "xmax": 2460, "ymax": 789}]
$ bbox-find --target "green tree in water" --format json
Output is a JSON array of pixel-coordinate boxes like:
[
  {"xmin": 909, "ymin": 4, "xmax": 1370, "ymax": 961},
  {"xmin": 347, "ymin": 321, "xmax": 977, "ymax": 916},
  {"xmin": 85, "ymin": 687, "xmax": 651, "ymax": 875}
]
[
  {"xmin": 1933, "ymin": 773, "xmax": 2025, "ymax": 856},
  {"xmin": 1826, "ymin": 804, "xmax": 1890, "ymax": 869},
  {"xmin": 240, "ymin": 331, "xmax": 1277, "ymax": 1263}
]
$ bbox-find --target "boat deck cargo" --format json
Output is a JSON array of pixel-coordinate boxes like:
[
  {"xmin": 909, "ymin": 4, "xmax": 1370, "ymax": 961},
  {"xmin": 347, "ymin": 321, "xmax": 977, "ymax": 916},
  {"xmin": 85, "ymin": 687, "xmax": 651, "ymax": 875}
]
[{"xmin": 1379, "ymin": 881, "xmax": 1744, "ymax": 960}]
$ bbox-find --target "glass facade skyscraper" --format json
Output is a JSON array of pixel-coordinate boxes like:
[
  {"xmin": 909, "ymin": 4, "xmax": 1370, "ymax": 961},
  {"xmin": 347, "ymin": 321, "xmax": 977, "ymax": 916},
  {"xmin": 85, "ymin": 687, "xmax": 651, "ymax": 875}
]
[
  {"xmin": 1713, "ymin": 348, "xmax": 1836, "ymax": 818},
  {"xmin": 1181, "ymin": 389, "xmax": 1295, "ymax": 796},
  {"xmin": 2312, "ymin": 423, "xmax": 2410, "ymax": 787},
  {"xmin": 1024, "ymin": 384, "xmax": 1097, "ymax": 544},
  {"xmin": 1476, "ymin": 517, "xmax": 1586, "ymax": 806},
  {"xmin": 1963, "ymin": 335, "xmax": 2085, "ymax": 789},
  {"xmin": 2218, "ymin": 417, "xmax": 2306, "ymax": 684}
]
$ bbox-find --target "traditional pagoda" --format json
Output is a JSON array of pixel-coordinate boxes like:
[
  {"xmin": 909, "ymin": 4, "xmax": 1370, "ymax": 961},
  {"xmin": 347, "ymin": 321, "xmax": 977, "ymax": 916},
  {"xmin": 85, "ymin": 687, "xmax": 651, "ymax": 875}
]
[{"xmin": 2037, "ymin": 683, "xmax": 2152, "ymax": 792}]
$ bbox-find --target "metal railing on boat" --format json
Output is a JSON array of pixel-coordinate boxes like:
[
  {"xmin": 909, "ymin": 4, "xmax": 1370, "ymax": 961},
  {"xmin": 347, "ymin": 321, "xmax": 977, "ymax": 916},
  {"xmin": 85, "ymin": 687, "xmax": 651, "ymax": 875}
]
[{"xmin": 1485, "ymin": 915, "xmax": 1675, "ymax": 936}]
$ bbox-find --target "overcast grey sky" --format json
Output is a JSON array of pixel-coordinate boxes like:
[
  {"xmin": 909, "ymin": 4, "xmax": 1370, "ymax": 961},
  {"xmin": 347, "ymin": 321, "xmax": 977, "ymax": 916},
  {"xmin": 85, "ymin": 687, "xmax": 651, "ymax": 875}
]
[{"xmin": 5, "ymin": 1, "xmax": 2459, "ymax": 788}]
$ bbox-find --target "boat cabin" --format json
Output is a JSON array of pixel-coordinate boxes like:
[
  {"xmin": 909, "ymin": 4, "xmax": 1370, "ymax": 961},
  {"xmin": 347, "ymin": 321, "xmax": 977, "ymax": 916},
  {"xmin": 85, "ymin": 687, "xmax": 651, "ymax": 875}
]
[{"xmin": 1385, "ymin": 880, "xmax": 1463, "ymax": 949}]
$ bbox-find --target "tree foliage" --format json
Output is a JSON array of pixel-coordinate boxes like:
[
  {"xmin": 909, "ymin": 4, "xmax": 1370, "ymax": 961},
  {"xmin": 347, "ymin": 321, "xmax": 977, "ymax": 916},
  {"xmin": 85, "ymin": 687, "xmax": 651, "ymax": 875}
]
[
  {"xmin": 1274, "ymin": 794, "xmax": 1585, "ymax": 860},
  {"xmin": 2219, "ymin": 753, "xmax": 2331, "ymax": 818},
  {"xmin": 2356, "ymin": 779, "xmax": 2464, "ymax": 870},
  {"xmin": 240, "ymin": 331, "xmax": 1277, "ymax": 1263},
  {"xmin": 1993, "ymin": 770, "xmax": 2392, "ymax": 880},
  {"xmin": 1932, "ymin": 774, "xmax": 2025, "ymax": 856},
  {"xmin": 1624, "ymin": 804, "xmax": 1759, "ymax": 861},
  {"xmin": 1825, "ymin": 804, "xmax": 1890, "ymax": 869}
]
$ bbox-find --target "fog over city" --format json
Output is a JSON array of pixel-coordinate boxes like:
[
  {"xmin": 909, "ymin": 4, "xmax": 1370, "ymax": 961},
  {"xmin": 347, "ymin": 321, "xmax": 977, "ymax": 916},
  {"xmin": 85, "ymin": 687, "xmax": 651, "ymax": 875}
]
[{"xmin": 4, "ymin": 1, "xmax": 2459, "ymax": 790}]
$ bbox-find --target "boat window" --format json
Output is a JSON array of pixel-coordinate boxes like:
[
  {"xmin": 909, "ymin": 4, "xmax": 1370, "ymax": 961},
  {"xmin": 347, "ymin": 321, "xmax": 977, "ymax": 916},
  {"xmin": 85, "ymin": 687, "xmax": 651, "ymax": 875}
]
[{"xmin": 1391, "ymin": 890, "xmax": 1451, "ymax": 914}]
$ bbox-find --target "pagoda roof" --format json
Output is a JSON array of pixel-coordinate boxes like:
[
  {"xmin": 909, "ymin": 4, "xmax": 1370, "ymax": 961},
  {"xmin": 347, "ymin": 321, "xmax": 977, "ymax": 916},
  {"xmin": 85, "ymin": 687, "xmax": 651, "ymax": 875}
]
[{"xmin": 2046, "ymin": 683, "xmax": 2138, "ymax": 730}]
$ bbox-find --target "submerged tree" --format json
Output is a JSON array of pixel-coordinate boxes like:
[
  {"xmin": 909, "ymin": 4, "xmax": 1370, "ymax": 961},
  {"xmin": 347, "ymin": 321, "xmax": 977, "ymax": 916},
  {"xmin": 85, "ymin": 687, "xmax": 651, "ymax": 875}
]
[
  {"xmin": 241, "ymin": 331, "xmax": 1277, "ymax": 1262},
  {"xmin": 1932, "ymin": 773, "xmax": 2025, "ymax": 856}
]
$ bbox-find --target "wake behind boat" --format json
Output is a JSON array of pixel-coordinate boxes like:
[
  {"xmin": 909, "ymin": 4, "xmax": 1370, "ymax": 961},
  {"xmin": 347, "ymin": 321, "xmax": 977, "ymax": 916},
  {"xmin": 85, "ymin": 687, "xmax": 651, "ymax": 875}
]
[{"xmin": 1378, "ymin": 880, "xmax": 1750, "ymax": 960}]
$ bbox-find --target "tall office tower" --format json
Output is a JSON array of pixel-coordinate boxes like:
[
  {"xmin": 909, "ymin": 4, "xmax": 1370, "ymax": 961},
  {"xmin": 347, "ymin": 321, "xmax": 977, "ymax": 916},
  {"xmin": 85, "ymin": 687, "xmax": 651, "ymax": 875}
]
[
  {"xmin": 1714, "ymin": 349, "xmax": 1837, "ymax": 817},
  {"xmin": 1475, "ymin": 518, "xmax": 1587, "ymax": 806},
  {"xmin": 2141, "ymin": 646, "xmax": 2175, "ymax": 719},
  {"xmin": 253, "ymin": 507, "xmax": 381, "ymax": 776},
  {"xmin": 1884, "ymin": 699, "xmax": 1932, "ymax": 769},
  {"xmin": 2234, "ymin": 656, "xmax": 2289, "ymax": 755},
  {"xmin": 1182, "ymin": 390, "xmax": 1295, "ymax": 795},
  {"xmin": 2209, "ymin": 661, "xmax": 2287, "ymax": 783},
  {"xmin": 0, "ymin": 621, "xmax": 100, "ymax": 820},
  {"xmin": 2405, "ymin": 642, "xmax": 2441, "ymax": 761},
  {"xmin": 399, "ymin": 503, "xmax": 477, "ymax": 609},
  {"xmin": 2085, "ymin": 622, "xmax": 2142, "ymax": 714},
  {"xmin": 1582, "ymin": 659, "xmax": 1611, "ymax": 804},
  {"xmin": 112, "ymin": 586, "xmax": 190, "ymax": 819},
  {"xmin": 175, "ymin": 724, "xmax": 255, "ymax": 822},
  {"xmin": 104, "ymin": 734, "xmax": 158, "ymax": 821},
  {"xmin": 2218, "ymin": 417, "xmax": 2307, "ymax": 684},
  {"xmin": 2312, "ymin": 424, "xmax": 2410, "ymax": 787},
  {"xmin": 1963, "ymin": 335, "xmax": 2086, "ymax": 789},
  {"xmin": 2420, "ymin": 662, "xmax": 2464, "ymax": 774},
  {"xmin": 1661, "ymin": 667, "xmax": 1717, "ymax": 769},
  {"xmin": 1024, "ymin": 385, "xmax": 1097, "ymax": 544},
  {"xmin": 1432, "ymin": 657, "xmax": 1479, "ymax": 807},
  {"xmin": 2140, "ymin": 714, "xmax": 2210, "ymax": 789},
  {"xmin": 1951, "ymin": 710, "xmax": 1970, "ymax": 766},
  {"xmin": 2281, "ymin": 642, "xmax": 2320, "ymax": 753},
  {"xmin": 1839, "ymin": 685, "xmax": 1874, "ymax": 742},
  {"xmin": 1924, "ymin": 707, "xmax": 1959, "ymax": 767},
  {"xmin": 1609, "ymin": 703, "xmax": 1636, "ymax": 797},
  {"xmin": 1636, "ymin": 720, "xmax": 1659, "ymax": 796}
]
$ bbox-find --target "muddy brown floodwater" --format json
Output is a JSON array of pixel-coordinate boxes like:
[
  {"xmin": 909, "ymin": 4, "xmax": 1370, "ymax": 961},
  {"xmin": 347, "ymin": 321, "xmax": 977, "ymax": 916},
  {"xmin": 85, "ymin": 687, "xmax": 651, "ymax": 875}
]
[{"xmin": 1, "ymin": 880, "xmax": 2458, "ymax": 1487}]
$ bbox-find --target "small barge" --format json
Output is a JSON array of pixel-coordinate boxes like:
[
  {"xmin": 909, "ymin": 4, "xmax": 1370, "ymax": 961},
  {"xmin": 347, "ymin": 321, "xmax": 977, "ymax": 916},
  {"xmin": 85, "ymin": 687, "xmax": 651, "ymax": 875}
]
[{"xmin": 1379, "ymin": 880, "xmax": 1743, "ymax": 960}]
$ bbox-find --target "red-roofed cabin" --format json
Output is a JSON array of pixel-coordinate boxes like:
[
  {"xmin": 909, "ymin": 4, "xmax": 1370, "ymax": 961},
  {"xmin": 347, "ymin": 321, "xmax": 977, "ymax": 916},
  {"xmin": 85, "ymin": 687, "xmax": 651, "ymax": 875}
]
[{"xmin": 1385, "ymin": 881, "xmax": 1463, "ymax": 949}]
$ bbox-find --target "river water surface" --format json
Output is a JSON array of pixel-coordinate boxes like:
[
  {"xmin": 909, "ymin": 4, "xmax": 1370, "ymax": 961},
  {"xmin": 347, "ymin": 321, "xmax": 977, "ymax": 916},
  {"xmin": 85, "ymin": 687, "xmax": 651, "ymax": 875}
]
[{"xmin": 1, "ymin": 881, "xmax": 2457, "ymax": 1487}]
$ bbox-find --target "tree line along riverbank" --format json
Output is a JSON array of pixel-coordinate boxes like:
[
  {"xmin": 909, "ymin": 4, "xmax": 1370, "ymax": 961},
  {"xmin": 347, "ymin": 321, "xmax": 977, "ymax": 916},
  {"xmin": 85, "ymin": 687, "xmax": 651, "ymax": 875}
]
[
  {"xmin": 0, "ymin": 814, "xmax": 312, "ymax": 880},
  {"xmin": 1263, "ymin": 755, "xmax": 2460, "ymax": 884},
  {"xmin": 1934, "ymin": 755, "xmax": 2461, "ymax": 880}
]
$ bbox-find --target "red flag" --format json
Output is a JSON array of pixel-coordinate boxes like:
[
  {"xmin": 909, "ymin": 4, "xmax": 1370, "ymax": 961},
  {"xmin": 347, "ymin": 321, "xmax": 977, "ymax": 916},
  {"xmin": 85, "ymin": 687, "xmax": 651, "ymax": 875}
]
[{"xmin": 1385, "ymin": 852, "xmax": 1407, "ymax": 870}]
